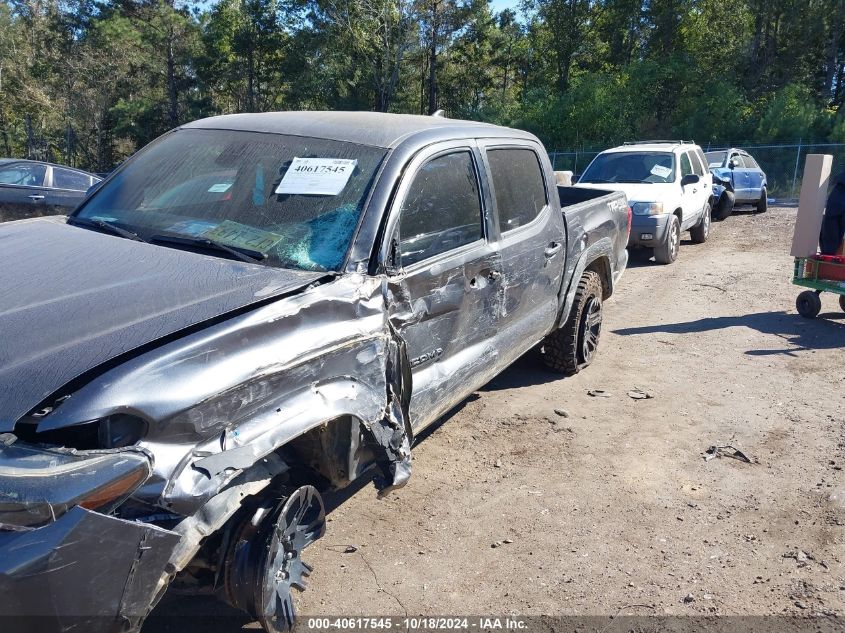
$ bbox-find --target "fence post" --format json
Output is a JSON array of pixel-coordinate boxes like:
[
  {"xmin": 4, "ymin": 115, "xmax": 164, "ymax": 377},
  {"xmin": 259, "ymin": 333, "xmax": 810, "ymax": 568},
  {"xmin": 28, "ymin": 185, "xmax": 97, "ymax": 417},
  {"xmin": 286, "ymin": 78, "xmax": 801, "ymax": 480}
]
[{"xmin": 791, "ymin": 138, "xmax": 802, "ymax": 200}]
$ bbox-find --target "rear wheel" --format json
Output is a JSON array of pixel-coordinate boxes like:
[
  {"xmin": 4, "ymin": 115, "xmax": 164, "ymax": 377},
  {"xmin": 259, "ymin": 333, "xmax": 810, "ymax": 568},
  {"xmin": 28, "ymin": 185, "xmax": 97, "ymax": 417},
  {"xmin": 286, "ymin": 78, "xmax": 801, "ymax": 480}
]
[
  {"xmin": 690, "ymin": 202, "xmax": 711, "ymax": 243},
  {"xmin": 839, "ymin": 295, "xmax": 845, "ymax": 312},
  {"xmin": 796, "ymin": 291, "xmax": 822, "ymax": 319},
  {"xmin": 654, "ymin": 214, "xmax": 680, "ymax": 264},
  {"xmin": 756, "ymin": 187, "xmax": 768, "ymax": 213},
  {"xmin": 540, "ymin": 270, "xmax": 603, "ymax": 375}
]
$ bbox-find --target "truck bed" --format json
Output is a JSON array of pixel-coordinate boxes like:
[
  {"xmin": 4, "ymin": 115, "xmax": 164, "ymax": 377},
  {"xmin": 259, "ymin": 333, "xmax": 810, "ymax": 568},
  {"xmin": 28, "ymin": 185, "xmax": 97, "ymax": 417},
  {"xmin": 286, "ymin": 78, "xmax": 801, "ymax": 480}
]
[{"xmin": 556, "ymin": 185, "xmax": 630, "ymax": 312}]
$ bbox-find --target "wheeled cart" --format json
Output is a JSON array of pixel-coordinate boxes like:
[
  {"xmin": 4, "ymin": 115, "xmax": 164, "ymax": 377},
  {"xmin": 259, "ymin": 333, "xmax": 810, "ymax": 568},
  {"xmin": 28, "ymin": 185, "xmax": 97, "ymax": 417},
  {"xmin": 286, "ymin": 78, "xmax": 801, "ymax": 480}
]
[{"xmin": 793, "ymin": 255, "xmax": 845, "ymax": 318}]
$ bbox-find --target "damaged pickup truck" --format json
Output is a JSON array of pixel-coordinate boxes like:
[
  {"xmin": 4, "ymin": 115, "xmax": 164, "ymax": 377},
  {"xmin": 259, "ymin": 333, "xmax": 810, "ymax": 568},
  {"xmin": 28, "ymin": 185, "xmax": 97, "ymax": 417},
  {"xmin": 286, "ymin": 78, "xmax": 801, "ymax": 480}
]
[{"xmin": 0, "ymin": 112, "xmax": 628, "ymax": 632}]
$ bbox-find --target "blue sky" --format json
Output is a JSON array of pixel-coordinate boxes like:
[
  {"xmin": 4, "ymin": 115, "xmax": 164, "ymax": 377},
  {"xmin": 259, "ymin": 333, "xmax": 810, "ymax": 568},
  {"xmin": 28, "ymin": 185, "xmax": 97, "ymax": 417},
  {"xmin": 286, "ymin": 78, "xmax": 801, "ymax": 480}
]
[{"xmin": 490, "ymin": 0, "xmax": 520, "ymax": 9}]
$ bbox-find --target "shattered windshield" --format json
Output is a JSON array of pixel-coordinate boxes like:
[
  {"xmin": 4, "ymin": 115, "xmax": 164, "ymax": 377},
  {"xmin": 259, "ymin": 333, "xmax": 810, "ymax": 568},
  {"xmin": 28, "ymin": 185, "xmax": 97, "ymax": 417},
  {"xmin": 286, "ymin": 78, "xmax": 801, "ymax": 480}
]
[
  {"xmin": 74, "ymin": 129, "xmax": 387, "ymax": 272},
  {"xmin": 580, "ymin": 151, "xmax": 676, "ymax": 184}
]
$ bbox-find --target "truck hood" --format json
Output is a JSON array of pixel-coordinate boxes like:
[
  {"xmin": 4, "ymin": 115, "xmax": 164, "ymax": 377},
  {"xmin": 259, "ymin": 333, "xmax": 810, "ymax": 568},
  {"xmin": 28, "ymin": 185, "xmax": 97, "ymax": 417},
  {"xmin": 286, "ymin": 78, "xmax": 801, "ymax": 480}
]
[
  {"xmin": 0, "ymin": 218, "xmax": 324, "ymax": 430},
  {"xmin": 575, "ymin": 182, "xmax": 677, "ymax": 204}
]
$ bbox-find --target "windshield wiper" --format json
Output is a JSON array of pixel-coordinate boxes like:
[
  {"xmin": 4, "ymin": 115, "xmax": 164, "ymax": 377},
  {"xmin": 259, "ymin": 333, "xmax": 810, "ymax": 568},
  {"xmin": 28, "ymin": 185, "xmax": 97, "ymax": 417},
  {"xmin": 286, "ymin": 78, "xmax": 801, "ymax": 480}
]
[
  {"xmin": 150, "ymin": 233, "xmax": 267, "ymax": 264},
  {"xmin": 67, "ymin": 216, "xmax": 145, "ymax": 242},
  {"xmin": 617, "ymin": 179, "xmax": 652, "ymax": 183}
]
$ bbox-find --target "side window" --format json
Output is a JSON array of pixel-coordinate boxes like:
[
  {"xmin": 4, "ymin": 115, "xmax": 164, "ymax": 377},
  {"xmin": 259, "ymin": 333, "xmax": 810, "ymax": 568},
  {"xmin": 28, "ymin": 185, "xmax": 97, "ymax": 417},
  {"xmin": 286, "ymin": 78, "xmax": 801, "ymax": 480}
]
[
  {"xmin": 744, "ymin": 154, "xmax": 759, "ymax": 169},
  {"xmin": 486, "ymin": 148, "xmax": 548, "ymax": 232},
  {"xmin": 689, "ymin": 151, "xmax": 706, "ymax": 177},
  {"xmin": 680, "ymin": 152, "xmax": 693, "ymax": 177},
  {"xmin": 53, "ymin": 168, "xmax": 92, "ymax": 191},
  {"xmin": 399, "ymin": 151, "xmax": 483, "ymax": 267},
  {"xmin": 0, "ymin": 163, "xmax": 46, "ymax": 187},
  {"xmin": 730, "ymin": 153, "xmax": 745, "ymax": 168},
  {"xmin": 695, "ymin": 149, "xmax": 709, "ymax": 174},
  {"xmin": 487, "ymin": 148, "xmax": 549, "ymax": 233}
]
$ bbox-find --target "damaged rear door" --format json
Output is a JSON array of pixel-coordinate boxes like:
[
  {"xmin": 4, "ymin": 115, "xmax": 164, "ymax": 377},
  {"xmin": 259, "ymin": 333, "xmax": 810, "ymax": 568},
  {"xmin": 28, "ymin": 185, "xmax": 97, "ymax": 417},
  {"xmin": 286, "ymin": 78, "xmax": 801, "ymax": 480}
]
[
  {"xmin": 479, "ymin": 142, "xmax": 566, "ymax": 367},
  {"xmin": 385, "ymin": 142, "xmax": 503, "ymax": 430}
]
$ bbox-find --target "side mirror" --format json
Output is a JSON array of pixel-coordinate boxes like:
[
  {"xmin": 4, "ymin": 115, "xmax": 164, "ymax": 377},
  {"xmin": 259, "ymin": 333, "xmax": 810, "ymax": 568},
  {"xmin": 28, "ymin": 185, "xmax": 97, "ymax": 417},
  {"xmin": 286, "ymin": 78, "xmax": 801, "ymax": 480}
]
[
  {"xmin": 728, "ymin": 160, "xmax": 737, "ymax": 170},
  {"xmin": 680, "ymin": 174, "xmax": 699, "ymax": 187}
]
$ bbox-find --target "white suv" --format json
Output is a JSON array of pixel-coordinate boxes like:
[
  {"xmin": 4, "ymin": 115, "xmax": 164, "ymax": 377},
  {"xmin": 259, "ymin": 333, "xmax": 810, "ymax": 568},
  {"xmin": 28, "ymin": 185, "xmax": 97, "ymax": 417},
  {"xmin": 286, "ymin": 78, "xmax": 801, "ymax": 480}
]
[{"xmin": 575, "ymin": 141, "xmax": 713, "ymax": 264}]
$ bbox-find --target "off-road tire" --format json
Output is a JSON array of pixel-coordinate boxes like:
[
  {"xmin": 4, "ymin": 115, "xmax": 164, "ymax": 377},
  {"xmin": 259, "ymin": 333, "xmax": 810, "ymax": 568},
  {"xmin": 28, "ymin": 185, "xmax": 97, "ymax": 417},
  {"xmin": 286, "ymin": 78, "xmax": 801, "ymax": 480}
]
[
  {"xmin": 756, "ymin": 187, "xmax": 768, "ymax": 213},
  {"xmin": 796, "ymin": 290, "xmax": 822, "ymax": 319},
  {"xmin": 540, "ymin": 270, "xmax": 603, "ymax": 375},
  {"xmin": 690, "ymin": 202, "xmax": 712, "ymax": 243},
  {"xmin": 654, "ymin": 214, "xmax": 681, "ymax": 264}
]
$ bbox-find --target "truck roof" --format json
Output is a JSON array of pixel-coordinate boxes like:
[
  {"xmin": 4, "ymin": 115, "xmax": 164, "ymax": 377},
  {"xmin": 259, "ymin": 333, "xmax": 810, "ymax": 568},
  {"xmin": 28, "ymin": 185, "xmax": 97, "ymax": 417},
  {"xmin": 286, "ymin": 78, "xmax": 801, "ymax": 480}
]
[{"xmin": 181, "ymin": 111, "xmax": 536, "ymax": 150}]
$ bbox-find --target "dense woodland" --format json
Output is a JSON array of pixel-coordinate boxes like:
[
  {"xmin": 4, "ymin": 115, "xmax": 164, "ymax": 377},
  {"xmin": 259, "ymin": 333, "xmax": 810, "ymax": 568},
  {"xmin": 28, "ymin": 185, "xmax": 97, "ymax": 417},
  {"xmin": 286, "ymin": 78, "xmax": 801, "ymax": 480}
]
[{"xmin": 1, "ymin": 0, "xmax": 844, "ymax": 172}]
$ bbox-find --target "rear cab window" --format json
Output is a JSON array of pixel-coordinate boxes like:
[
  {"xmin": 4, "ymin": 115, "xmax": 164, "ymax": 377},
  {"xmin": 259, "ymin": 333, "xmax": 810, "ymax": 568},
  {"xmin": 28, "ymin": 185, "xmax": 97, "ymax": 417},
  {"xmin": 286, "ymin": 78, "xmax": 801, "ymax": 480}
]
[
  {"xmin": 398, "ymin": 151, "xmax": 484, "ymax": 267},
  {"xmin": 485, "ymin": 148, "xmax": 548, "ymax": 232}
]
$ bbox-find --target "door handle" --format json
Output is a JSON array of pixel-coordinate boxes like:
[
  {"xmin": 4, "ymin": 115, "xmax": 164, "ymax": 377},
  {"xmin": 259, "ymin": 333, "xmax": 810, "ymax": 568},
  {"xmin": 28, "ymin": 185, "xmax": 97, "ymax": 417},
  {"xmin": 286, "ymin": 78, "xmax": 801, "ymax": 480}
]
[
  {"xmin": 692, "ymin": 188, "xmax": 698, "ymax": 193},
  {"xmin": 544, "ymin": 242, "xmax": 563, "ymax": 258},
  {"xmin": 28, "ymin": 194, "xmax": 45, "ymax": 201}
]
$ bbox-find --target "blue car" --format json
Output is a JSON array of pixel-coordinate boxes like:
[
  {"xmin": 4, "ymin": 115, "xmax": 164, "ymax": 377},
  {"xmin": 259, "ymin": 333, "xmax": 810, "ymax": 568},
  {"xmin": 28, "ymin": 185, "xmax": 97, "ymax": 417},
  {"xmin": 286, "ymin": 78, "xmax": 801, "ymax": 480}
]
[{"xmin": 705, "ymin": 148, "xmax": 768, "ymax": 220}]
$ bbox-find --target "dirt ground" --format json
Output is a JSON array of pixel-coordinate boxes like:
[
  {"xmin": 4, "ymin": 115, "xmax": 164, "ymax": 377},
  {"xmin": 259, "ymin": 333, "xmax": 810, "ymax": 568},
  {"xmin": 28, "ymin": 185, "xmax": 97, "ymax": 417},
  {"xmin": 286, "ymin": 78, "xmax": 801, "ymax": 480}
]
[{"xmin": 150, "ymin": 205, "xmax": 845, "ymax": 628}]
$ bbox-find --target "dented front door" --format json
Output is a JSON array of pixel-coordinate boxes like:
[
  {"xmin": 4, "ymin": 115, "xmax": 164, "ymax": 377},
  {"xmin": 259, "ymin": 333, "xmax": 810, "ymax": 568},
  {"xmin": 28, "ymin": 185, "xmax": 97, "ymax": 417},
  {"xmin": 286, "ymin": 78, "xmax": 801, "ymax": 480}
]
[{"xmin": 386, "ymin": 143, "xmax": 503, "ymax": 431}]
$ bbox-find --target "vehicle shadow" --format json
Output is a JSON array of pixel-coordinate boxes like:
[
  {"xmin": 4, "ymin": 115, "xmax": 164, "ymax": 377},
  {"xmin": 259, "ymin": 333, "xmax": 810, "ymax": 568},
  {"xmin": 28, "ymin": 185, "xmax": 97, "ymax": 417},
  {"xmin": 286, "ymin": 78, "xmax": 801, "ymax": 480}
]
[
  {"xmin": 625, "ymin": 240, "xmax": 700, "ymax": 268},
  {"xmin": 612, "ymin": 310, "xmax": 845, "ymax": 356},
  {"xmin": 478, "ymin": 350, "xmax": 566, "ymax": 391}
]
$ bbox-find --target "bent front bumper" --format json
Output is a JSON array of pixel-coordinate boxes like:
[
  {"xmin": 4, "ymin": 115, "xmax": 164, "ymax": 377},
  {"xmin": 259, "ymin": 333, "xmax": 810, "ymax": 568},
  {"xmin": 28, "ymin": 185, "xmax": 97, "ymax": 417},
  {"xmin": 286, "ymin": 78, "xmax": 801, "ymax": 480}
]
[
  {"xmin": 0, "ymin": 506, "xmax": 179, "ymax": 633},
  {"xmin": 0, "ymin": 436, "xmax": 180, "ymax": 633}
]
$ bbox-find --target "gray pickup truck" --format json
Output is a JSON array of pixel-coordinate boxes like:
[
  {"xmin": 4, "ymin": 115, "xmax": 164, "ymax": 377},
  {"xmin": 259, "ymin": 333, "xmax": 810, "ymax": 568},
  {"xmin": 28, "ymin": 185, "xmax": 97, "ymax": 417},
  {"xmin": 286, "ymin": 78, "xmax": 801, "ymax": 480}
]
[{"xmin": 0, "ymin": 112, "xmax": 628, "ymax": 633}]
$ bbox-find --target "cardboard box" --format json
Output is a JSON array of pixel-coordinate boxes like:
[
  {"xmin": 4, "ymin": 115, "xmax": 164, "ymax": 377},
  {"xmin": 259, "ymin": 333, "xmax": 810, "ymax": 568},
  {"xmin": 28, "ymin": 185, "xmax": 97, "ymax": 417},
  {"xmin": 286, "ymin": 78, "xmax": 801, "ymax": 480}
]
[{"xmin": 790, "ymin": 154, "xmax": 833, "ymax": 257}]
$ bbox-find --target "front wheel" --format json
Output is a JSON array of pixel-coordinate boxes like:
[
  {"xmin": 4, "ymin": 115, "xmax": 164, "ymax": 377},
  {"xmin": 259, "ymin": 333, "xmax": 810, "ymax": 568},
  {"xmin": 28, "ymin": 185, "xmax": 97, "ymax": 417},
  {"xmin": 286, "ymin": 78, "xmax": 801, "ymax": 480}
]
[
  {"xmin": 713, "ymin": 191, "xmax": 735, "ymax": 221},
  {"xmin": 654, "ymin": 214, "xmax": 680, "ymax": 264},
  {"xmin": 796, "ymin": 291, "xmax": 822, "ymax": 319},
  {"xmin": 756, "ymin": 187, "xmax": 768, "ymax": 213},
  {"xmin": 690, "ymin": 202, "xmax": 711, "ymax": 243},
  {"xmin": 839, "ymin": 294, "xmax": 845, "ymax": 312},
  {"xmin": 225, "ymin": 485, "xmax": 326, "ymax": 633},
  {"xmin": 540, "ymin": 270, "xmax": 603, "ymax": 375}
]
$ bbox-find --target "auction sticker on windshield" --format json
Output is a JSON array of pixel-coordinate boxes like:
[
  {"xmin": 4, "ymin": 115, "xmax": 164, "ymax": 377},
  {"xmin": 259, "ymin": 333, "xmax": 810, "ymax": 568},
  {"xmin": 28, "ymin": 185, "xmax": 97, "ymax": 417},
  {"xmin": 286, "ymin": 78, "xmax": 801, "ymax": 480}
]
[
  {"xmin": 202, "ymin": 220, "xmax": 283, "ymax": 252},
  {"xmin": 650, "ymin": 164, "xmax": 672, "ymax": 178},
  {"xmin": 275, "ymin": 157, "xmax": 357, "ymax": 196}
]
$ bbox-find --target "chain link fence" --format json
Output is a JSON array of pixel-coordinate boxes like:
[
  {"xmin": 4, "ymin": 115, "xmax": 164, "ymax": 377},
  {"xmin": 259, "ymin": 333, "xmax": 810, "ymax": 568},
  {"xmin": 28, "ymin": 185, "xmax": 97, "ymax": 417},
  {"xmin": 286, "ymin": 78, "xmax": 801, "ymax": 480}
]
[{"xmin": 549, "ymin": 142, "xmax": 845, "ymax": 201}]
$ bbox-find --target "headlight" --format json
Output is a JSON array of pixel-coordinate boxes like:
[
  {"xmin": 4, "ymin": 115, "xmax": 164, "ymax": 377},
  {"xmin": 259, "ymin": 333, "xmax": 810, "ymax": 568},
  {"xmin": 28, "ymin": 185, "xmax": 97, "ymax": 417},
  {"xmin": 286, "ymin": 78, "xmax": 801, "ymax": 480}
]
[
  {"xmin": 16, "ymin": 414, "xmax": 147, "ymax": 450},
  {"xmin": 97, "ymin": 414, "xmax": 148, "ymax": 448},
  {"xmin": 631, "ymin": 202, "xmax": 665, "ymax": 216}
]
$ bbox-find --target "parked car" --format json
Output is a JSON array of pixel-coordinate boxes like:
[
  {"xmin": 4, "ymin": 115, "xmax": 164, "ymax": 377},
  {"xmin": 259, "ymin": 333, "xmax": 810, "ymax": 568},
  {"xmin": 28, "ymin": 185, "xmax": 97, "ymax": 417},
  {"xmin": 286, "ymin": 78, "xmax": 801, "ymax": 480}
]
[
  {"xmin": 0, "ymin": 158, "xmax": 102, "ymax": 222},
  {"xmin": 705, "ymin": 148, "xmax": 768, "ymax": 217},
  {"xmin": 575, "ymin": 141, "xmax": 713, "ymax": 264},
  {"xmin": 0, "ymin": 112, "xmax": 629, "ymax": 633}
]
